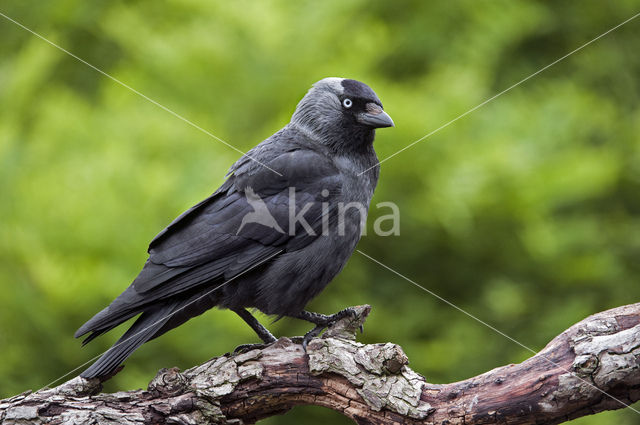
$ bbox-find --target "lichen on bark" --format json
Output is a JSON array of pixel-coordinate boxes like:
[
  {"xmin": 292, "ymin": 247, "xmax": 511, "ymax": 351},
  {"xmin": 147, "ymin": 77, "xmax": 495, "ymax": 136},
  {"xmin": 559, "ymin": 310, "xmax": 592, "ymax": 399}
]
[
  {"xmin": 307, "ymin": 332, "xmax": 434, "ymax": 418},
  {"xmin": 2, "ymin": 303, "xmax": 640, "ymax": 425}
]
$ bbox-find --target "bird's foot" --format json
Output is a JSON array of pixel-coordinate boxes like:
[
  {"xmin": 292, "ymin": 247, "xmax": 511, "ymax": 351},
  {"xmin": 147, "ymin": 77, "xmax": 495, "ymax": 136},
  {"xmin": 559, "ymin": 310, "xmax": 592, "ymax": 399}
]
[
  {"xmin": 325, "ymin": 306, "xmax": 360, "ymax": 326},
  {"xmin": 299, "ymin": 307, "xmax": 360, "ymax": 351},
  {"xmin": 233, "ymin": 333, "xmax": 277, "ymax": 354},
  {"xmin": 233, "ymin": 342, "xmax": 265, "ymax": 354},
  {"xmin": 233, "ymin": 340, "xmax": 274, "ymax": 354},
  {"xmin": 302, "ymin": 307, "xmax": 359, "ymax": 327}
]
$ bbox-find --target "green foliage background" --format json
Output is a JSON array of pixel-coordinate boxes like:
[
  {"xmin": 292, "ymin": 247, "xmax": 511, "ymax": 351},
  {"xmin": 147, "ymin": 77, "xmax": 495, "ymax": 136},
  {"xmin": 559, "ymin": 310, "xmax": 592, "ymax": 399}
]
[{"xmin": 1, "ymin": 1, "xmax": 640, "ymax": 423}]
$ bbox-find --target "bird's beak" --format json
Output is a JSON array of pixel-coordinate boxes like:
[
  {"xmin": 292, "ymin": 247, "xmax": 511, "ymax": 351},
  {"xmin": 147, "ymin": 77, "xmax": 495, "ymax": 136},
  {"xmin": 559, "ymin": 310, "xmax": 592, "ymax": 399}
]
[{"xmin": 357, "ymin": 103, "xmax": 395, "ymax": 128}]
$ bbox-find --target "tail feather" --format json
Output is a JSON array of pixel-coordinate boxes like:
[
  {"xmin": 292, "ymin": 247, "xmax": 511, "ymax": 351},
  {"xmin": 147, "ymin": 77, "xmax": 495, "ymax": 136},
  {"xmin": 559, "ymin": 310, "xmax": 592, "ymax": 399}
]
[
  {"xmin": 78, "ymin": 309, "xmax": 142, "ymax": 346},
  {"xmin": 75, "ymin": 262, "xmax": 224, "ymax": 341},
  {"xmin": 79, "ymin": 289, "xmax": 220, "ymax": 379},
  {"xmin": 75, "ymin": 285, "xmax": 143, "ymax": 339},
  {"xmin": 80, "ymin": 303, "xmax": 175, "ymax": 379}
]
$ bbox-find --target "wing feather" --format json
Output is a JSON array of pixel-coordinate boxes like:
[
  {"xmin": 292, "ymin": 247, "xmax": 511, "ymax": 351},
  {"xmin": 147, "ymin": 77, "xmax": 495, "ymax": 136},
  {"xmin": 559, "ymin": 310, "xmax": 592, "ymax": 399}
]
[{"xmin": 76, "ymin": 147, "xmax": 342, "ymax": 340}]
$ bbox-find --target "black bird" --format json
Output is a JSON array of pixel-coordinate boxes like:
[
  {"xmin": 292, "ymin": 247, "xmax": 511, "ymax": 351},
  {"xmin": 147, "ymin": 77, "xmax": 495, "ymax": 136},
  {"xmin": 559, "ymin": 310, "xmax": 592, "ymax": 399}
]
[{"xmin": 76, "ymin": 78, "xmax": 394, "ymax": 379}]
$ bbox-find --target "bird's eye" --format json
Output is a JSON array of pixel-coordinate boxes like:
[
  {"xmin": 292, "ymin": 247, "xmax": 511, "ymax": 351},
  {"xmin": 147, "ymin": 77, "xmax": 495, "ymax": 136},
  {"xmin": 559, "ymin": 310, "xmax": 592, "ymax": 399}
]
[{"xmin": 342, "ymin": 98, "xmax": 353, "ymax": 109}]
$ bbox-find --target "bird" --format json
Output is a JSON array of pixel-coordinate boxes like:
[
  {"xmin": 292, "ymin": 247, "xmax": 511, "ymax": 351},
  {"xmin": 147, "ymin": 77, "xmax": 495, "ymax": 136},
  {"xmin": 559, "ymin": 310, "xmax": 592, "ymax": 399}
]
[{"xmin": 75, "ymin": 77, "xmax": 394, "ymax": 379}]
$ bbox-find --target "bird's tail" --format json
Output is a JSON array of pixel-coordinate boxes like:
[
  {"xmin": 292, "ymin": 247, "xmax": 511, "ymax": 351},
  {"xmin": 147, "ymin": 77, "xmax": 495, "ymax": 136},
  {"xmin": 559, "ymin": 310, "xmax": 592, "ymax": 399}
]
[
  {"xmin": 79, "ymin": 290, "xmax": 220, "ymax": 379},
  {"xmin": 80, "ymin": 301, "xmax": 177, "ymax": 379},
  {"xmin": 75, "ymin": 284, "xmax": 144, "ymax": 345}
]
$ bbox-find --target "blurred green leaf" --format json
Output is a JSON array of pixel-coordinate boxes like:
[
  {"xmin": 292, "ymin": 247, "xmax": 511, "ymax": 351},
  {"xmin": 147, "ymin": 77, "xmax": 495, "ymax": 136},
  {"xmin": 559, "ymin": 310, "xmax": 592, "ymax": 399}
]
[{"xmin": 1, "ymin": 1, "xmax": 639, "ymax": 423}]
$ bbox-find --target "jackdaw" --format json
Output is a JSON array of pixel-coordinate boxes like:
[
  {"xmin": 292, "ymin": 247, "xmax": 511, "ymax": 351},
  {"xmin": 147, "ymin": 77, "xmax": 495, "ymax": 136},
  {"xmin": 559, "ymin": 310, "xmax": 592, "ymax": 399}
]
[{"xmin": 76, "ymin": 77, "xmax": 394, "ymax": 378}]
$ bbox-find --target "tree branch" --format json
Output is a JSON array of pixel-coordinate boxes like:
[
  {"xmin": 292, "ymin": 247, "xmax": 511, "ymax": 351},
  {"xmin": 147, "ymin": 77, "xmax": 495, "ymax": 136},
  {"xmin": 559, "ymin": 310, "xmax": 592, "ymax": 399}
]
[{"xmin": 2, "ymin": 303, "xmax": 639, "ymax": 424}]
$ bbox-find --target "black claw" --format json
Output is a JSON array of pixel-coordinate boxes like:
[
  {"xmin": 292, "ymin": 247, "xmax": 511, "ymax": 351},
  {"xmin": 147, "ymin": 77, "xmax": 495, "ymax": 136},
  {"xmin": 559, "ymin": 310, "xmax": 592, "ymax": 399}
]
[{"xmin": 359, "ymin": 324, "xmax": 364, "ymax": 334}]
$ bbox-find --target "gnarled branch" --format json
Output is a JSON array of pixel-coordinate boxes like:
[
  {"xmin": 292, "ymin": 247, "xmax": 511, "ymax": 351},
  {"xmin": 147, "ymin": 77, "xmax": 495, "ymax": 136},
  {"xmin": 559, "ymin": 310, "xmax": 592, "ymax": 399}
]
[{"xmin": 2, "ymin": 303, "xmax": 639, "ymax": 424}]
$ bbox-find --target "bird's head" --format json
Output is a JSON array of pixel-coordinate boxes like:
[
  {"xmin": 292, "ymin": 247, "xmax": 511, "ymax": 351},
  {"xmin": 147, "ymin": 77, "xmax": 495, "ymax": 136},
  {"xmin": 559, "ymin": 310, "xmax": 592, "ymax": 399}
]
[{"xmin": 291, "ymin": 77, "xmax": 394, "ymax": 151}]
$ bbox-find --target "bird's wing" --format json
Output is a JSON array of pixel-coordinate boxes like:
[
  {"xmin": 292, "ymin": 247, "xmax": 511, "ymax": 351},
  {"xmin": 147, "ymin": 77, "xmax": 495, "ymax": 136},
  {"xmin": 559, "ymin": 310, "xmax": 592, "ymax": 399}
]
[
  {"xmin": 137, "ymin": 148, "xmax": 342, "ymax": 291},
  {"xmin": 75, "ymin": 147, "xmax": 342, "ymax": 340}
]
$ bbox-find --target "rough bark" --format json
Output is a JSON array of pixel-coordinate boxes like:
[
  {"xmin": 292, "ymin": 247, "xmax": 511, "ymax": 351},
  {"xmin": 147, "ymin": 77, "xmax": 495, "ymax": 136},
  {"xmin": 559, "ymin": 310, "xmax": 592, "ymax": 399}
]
[{"xmin": 2, "ymin": 303, "xmax": 639, "ymax": 425}]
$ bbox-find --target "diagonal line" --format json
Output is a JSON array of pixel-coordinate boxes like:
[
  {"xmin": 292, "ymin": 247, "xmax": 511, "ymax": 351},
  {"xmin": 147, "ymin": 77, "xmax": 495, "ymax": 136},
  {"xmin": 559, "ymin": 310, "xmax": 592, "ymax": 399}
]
[
  {"xmin": 0, "ymin": 11, "xmax": 283, "ymax": 177},
  {"xmin": 359, "ymin": 10, "xmax": 640, "ymax": 176},
  {"xmin": 39, "ymin": 249, "xmax": 283, "ymax": 391},
  {"xmin": 356, "ymin": 250, "xmax": 535, "ymax": 351},
  {"xmin": 356, "ymin": 249, "xmax": 640, "ymax": 415}
]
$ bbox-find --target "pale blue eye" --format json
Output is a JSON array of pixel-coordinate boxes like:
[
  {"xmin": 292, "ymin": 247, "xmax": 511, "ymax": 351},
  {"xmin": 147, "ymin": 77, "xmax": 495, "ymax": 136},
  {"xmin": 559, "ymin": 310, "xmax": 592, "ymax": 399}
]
[{"xmin": 342, "ymin": 98, "xmax": 353, "ymax": 109}]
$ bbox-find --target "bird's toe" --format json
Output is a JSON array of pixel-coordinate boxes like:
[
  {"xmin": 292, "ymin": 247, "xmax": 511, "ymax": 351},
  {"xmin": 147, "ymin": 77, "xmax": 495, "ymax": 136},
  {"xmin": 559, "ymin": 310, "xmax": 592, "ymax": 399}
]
[
  {"xmin": 302, "ymin": 325, "xmax": 325, "ymax": 352},
  {"xmin": 233, "ymin": 342, "xmax": 272, "ymax": 354}
]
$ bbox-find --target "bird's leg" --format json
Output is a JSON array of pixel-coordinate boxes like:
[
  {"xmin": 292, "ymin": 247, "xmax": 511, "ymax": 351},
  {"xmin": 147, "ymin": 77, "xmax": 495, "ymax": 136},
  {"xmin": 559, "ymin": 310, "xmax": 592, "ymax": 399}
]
[
  {"xmin": 292, "ymin": 307, "xmax": 359, "ymax": 350},
  {"xmin": 232, "ymin": 308, "xmax": 277, "ymax": 353}
]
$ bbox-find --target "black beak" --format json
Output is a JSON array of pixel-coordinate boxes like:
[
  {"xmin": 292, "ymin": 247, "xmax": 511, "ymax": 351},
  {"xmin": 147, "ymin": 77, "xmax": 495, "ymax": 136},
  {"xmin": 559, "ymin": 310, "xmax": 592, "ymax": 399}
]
[{"xmin": 357, "ymin": 103, "xmax": 394, "ymax": 128}]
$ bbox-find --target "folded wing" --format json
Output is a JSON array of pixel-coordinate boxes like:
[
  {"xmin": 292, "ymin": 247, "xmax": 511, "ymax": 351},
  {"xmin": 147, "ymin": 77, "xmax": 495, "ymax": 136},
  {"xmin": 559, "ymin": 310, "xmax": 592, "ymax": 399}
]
[{"xmin": 75, "ymin": 149, "xmax": 342, "ymax": 342}]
